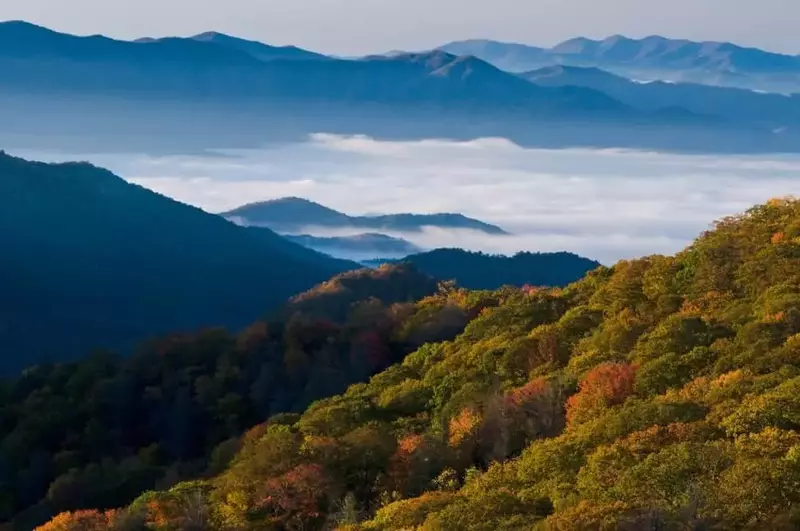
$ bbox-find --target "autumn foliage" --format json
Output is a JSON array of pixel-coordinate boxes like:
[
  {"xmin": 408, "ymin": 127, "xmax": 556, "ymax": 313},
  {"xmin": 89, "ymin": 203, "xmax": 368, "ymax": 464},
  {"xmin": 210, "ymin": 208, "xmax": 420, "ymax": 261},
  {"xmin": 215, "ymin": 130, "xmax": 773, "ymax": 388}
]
[
  {"xmin": 257, "ymin": 464, "xmax": 331, "ymax": 526},
  {"xmin": 34, "ymin": 510, "xmax": 118, "ymax": 531},
  {"xmin": 566, "ymin": 363, "xmax": 638, "ymax": 426},
  {"xmin": 448, "ymin": 408, "xmax": 483, "ymax": 448},
  {"xmin": 29, "ymin": 198, "xmax": 800, "ymax": 530}
]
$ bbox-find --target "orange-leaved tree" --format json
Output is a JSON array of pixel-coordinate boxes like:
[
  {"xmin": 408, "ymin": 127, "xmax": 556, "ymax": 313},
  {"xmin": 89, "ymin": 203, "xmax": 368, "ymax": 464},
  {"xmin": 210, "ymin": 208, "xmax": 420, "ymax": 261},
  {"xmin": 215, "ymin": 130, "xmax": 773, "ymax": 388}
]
[{"xmin": 566, "ymin": 362, "xmax": 638, "ymax": 426}]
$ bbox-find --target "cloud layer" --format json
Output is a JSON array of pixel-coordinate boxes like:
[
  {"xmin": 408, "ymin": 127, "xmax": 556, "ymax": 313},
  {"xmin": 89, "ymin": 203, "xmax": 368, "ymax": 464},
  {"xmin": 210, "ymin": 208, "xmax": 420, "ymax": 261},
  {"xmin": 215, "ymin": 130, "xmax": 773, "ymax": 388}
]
[{"xmin": 18, "ymin": 135, "xmax": 800, "ymax": 264}]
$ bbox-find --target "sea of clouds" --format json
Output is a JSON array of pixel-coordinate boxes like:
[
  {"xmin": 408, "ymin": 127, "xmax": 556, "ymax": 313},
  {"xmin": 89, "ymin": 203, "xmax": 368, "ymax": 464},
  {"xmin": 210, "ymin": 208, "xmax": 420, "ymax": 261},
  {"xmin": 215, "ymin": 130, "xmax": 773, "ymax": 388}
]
[{"xmin": 17, "ymin": 134, "xmax": 800, "ymax": 264}]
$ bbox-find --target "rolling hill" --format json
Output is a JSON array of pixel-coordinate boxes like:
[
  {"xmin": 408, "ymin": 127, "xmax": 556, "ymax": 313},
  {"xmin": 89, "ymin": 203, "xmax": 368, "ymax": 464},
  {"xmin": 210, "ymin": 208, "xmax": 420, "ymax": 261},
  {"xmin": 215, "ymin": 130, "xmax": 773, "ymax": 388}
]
[
  {"xmin": 0, "ymin": 152, "xmax": 358, "ymax": 374},
  {"xmin": 222, "ymin": 197, "xmax": 509, "ymax": 235}
]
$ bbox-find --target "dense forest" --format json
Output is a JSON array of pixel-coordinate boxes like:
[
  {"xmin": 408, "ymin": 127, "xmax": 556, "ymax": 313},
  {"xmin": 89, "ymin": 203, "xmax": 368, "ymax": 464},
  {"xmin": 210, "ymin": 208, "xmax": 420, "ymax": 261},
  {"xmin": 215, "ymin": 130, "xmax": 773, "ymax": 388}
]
[
  {"xmin": 366, "ymin": 249, "xmax": 600, "ymax": 290},
  {"xmin": 19, "ymin": 197, "xmax": 800, "ymax": 530},
  {"xmin": 0, "ymin": 265, "xmax": 476, "ymax": 529}
]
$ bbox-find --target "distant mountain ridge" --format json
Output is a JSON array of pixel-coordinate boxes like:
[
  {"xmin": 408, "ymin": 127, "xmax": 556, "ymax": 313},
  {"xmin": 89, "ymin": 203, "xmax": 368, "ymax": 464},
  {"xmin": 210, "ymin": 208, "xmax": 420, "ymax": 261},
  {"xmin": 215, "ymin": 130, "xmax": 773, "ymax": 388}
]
[
  {"xmin": 365, "ymin": 248, "xmax": 601, "ymax": 290},
  {"xmin": 0, "ymin": 152, "xmax": 358, "ymax": 374},
  {"xmin": 439, "ymin": 35, "xmax": 800, "ymax": 93},
  {"xmin": 222, "ymin": 197, "xmax": 509, "ymax": 235}
]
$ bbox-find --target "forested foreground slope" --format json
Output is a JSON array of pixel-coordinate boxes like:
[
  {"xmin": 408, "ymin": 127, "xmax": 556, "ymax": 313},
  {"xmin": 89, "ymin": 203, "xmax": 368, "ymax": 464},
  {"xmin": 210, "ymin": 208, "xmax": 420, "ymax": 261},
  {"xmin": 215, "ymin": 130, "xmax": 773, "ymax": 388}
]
[
  {"xmin": 36, "ymin": 198, "xmax": 800, "ymax": 530},
  {"xmin": 1, "ymin": 266, "xmax": 459, "ymax": 529}
]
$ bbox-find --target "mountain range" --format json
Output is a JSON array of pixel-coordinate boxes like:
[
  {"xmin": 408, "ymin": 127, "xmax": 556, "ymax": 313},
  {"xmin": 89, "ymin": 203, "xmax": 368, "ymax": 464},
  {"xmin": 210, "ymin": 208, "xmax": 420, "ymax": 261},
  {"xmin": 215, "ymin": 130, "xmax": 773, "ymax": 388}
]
[
  {"xmin": 439, "ymin": 35, "xmax": 800, "ymax": 93},
  {"xmin": 0, "ymin": 21, "xmax": 622, "ymax": 112},
  {"xmin": 222, "ymin": 197, "xmax": 508, "ymax": 235},
  {"xmin": 0, "ymin": 21, "xmax": 798, "ymax": 154}
]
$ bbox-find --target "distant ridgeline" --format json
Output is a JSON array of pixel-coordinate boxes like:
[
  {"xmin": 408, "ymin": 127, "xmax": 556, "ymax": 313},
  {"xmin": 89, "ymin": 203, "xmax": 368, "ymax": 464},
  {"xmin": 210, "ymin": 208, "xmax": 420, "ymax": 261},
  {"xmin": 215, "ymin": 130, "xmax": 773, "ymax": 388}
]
[{"xmin": 26, "ymin": 197, "xmax": 800, "ymax": 531}]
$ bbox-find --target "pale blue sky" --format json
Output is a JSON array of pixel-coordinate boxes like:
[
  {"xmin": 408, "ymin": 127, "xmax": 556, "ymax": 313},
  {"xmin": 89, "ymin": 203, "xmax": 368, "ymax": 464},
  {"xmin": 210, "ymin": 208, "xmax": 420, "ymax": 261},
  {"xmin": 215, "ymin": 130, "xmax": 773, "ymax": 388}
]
[{"xmin": 2, "ymin": 0, "xmax": 798, "ymax": 56}]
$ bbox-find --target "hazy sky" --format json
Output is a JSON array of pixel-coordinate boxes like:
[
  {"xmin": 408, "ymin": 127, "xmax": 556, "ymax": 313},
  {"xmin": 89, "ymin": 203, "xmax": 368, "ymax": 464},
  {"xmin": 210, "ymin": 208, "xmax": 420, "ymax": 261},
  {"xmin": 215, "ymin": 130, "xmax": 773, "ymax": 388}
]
[{"xmin": 2, "ymin": 0, "xmax": 799, "ymax": 56}]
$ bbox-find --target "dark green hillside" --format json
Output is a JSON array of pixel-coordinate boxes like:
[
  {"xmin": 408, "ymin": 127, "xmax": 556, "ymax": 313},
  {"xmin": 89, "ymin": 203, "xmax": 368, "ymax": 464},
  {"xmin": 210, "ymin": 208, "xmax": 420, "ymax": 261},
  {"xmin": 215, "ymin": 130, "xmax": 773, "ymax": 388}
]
[
  {"xmin": 54, "ymin": 197, "xmax": 800, "ymax": 531},
  {"xmin": 0, "ymin": 152, "xmax": 356, "ymax": 374},
  {"xmin": 368, "ymin": 249, "xmax": 601, "ymax": 290}
]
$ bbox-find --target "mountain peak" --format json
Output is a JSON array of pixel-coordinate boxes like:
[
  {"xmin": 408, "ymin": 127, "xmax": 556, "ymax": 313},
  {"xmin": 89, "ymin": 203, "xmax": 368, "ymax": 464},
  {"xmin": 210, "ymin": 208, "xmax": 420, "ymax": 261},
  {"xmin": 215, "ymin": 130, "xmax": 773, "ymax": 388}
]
[
  {"xmin": 0, "ymin": 19, "xmax": 68, "ymax": 41},
  {"xmin": 227, "ymin": 196, "xmax": 336, "ymax": 210},
  {"xmin": 187, "ymin": 31, "xmax": 327, "ymax": 61},
  {"xmin": 0, "ymin": 20, "xmax": 50, "ymax": 31},
  {"xmin": 550, "ymin": 36, "xmax": 597, "ymax": 53},
  {"xmin": 191, "ymin": 31, "xmax": 227, "ymax": 41}
]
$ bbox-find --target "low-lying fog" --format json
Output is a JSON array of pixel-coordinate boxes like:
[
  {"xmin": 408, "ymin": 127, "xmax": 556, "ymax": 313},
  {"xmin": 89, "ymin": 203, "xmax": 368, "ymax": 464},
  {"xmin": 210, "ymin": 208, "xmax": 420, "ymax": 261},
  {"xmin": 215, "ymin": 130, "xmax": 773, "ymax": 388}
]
[{"xmin": 18, "ymin": 134, "xmax": 800, "ymax": 264}]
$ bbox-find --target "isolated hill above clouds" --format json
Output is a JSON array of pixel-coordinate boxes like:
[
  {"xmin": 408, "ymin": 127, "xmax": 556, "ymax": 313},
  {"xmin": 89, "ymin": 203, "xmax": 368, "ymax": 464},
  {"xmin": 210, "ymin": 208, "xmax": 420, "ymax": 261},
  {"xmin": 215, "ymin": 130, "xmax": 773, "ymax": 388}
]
[{"xmin": 222, "ymin": 197, "xmax": 509, "ymax": 235}]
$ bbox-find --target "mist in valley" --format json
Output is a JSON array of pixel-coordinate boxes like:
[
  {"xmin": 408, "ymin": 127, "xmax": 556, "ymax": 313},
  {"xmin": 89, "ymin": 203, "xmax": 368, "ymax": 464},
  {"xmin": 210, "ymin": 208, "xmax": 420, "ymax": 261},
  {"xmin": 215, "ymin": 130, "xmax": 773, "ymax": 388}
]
[{"xmin": 16, "ymin": 133, "xmax": 800, "ymax": 264}]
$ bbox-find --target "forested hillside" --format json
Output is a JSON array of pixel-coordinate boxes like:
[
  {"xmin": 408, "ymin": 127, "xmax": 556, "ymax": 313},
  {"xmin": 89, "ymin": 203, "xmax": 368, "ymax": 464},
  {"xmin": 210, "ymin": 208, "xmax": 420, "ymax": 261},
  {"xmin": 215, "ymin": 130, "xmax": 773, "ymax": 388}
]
[
  {"xmin": 32, "ymin": 198, "xmax": 800, "ymax": 530},
  {"xmin": 0, "ymin": 265, "xmax": 463, "ymax": 530}
]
